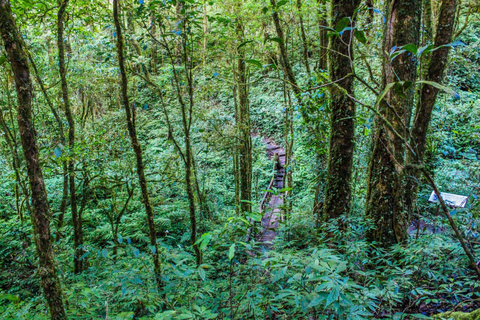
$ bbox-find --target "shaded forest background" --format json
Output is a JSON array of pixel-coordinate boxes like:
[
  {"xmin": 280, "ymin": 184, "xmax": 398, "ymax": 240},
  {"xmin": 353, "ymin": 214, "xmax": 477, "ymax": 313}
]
[{"xmin": 1, "ymin": 0, "xmax": 480, "ymax": 319}]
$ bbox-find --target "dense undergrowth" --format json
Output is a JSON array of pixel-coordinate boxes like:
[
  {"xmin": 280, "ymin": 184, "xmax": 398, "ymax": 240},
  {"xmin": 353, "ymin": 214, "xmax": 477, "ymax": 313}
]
[{"xmin": 1, "ymin": 1, "xmax": 480, "ymax": 319}]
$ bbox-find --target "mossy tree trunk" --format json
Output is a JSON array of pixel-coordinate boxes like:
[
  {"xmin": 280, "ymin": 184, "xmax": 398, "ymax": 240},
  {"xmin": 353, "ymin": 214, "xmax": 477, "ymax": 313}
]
[
  {"xmin": 0, "ymin": 1, "xmax": 67, "ymax": 318},
  {"xmin": 235, "ymin": 13, "xmax": 252, "ymax": 215},
  {"xmin": 27, "ymin": 53, "xmax": 69, "ymax": 240},
  {"xmin": 365, "ymin": 0, "xmax": 421, "ymax": 246},
  {"xmin": 296, "ymin": 0, "xmax": 311, "ymax": 74},
  {"xmin": 113, "ymin": 0, "xmax": 162, "ymax": 288},
  {"xmin": 406, "ymin": 0, "xmax": 458, "ymax": 216},
  {"xmin": 57, "ymin": 1, "xmax": 84, "ymax": 270},
  {"xmin": 316, "ymin": 0, "xmax": 328, "ymax": 71},
  {"xmin": 322, "ymin": 0, "xmax": 361, "ymax": 226}
]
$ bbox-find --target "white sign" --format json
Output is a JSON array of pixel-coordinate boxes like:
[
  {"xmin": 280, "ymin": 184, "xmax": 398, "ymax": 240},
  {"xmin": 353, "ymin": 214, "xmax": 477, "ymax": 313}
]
[{"xmin": 428, "ymin": 191, "xmax": 468, "ymax": 208}]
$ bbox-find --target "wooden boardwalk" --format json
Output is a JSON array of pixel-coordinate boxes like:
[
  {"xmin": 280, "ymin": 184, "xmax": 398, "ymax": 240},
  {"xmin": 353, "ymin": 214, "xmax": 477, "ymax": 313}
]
[{"xmin": 256, "ymin": 138, "xmax": 286, "ymax": 251}]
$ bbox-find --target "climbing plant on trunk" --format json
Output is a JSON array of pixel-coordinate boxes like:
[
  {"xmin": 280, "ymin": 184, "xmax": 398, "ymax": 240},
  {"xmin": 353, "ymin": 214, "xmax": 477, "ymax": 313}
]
[
  {"xmin": 0, "ymin": 1, "xmax": 67, "ymax": 318},
  {"xmin": 365, "ymin": 0, "xmax": 421, "ymax": 246},
  {"xmin": 406, "ymin": 0, "xmax": 458, "ymax": 216},
  {"xmin": 234, "ymin": 7, "xmax": 252, "ymax": 216},
  {"xmin": 322, "ymin": 0, "xmax": 361, "ymax": 226}
]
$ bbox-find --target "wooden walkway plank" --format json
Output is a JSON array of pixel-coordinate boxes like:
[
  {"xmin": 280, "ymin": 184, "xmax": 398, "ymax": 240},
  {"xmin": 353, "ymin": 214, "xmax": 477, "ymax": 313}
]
[{"xmin": 256, "ymin": 138, "xmax": 286, "ymax": 251}]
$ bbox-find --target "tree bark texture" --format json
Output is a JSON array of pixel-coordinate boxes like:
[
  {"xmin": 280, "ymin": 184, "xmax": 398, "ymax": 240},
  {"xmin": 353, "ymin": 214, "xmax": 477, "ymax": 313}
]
[
  {"xmin": 322, "ymin": 0, "xmax": 361, "ymax": 224},
  {"xmin": 58, "ymin": 0, "xmax": 85, "ymax": 272},
  {"xmin": 235, "ymin": 18, "xmax": 252, "ymax": 215},
  {"xmin": 296, "ymin": 0, "xmax": 311, "ymax": 74},
  {"xmin": 365, "ymin": 0, "xmax": 421, "ymax": 246},
  {"xmin": 317, "ymin": 0, "xmax": 328, "ymax": 71},
  {"xmin": 406, "ymin": 0, "xmax": 457, "ymax": 214},
  {"xmin": 0, "ymin": 1, "xmax": 67, "ymax": 318},
  {"xmin": 113, "ymin": 0, "xmax": 162, "ymax": 288},
  {"xmin": 28, "ymin": 53, "xmax": 69, "ymax": 238}
]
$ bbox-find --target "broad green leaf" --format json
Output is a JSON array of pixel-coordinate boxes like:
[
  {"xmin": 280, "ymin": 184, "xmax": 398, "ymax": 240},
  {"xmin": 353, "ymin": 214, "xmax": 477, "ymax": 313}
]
[
  {"xmin": 246, "ymin": 59, "xmax": 263, "ymax": 69},
  {"xmin": 335, "ymin": 17, "xmax": 350, "ymax": 33},
  {"xmin": 417, "ymin": 80, "xmax": 459, "ymax": 98},
  {"xmin": 354, "ymin": 29, "xmax": 367, "ymax": 44},
  {"xmin": 228, "ymin": 243, "xmax": 235, "ymax": 260},
  {"xmin": 402, "ymin": 43, "xmax": 417, "ymax": 55}
]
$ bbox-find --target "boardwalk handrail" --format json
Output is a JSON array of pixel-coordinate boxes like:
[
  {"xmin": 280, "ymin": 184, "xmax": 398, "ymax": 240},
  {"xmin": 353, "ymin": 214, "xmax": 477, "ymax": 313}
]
[
  {"xmin": 245, "ymin": 153, "xmax": 281, "ymax": 242},
  {"xmin": 260, "ymin": 176, "xmax": 275, "ymax": 213}
]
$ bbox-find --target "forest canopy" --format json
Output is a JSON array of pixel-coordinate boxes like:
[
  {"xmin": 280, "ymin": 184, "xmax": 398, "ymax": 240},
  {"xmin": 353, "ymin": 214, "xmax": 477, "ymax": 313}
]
[{"xmin": 1, "ymin": 0, "xmax": 480, "ymax": 319}]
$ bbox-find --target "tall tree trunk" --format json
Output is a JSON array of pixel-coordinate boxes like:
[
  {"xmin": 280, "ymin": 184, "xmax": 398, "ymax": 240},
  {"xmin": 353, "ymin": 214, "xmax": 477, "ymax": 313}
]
[
  {"xmin": 233, "ymin": 85, "xmax": 241, "ymax": 216},
  {"xmin": 27, "ymin": 53, "xmax": 69, "ymax": 240},
  {"xmin": 423, "ymin": 0, "xmax": 434, "ymax": 44},
  {"xmin": 406, "ymin": 0, "xmax": 457, "ymax": 215},
  {"xmin": 0, "ymin": 2, "xmax": 67, "ymax": 319},
  {"xmin": 113, "ymin": 0, "xmax": 162, "ymax": 288},
  {"xmin": 317, "ymin": 0, "xmax": 328, "ymax": 71},
  {"xmin": 296, "ymin": 0, "xmax": 311, "ymax": 74},
  {"xmin": 235, "ymin": 16, "xmax": 252, "ymax": 215},
  {"xmin": 58, "ymin": 0, "xmax": 84, "ymax": 272},
  {"xmin": 322, "ymin": 0, "xmax": 360, "ymax": 226},
  {"xmin": 271, "ymin": 0, "xmax": 301, "ymax": 97},
  {"xmin": 365, "ymin": 0, "xmax": 421, "ymax": 246}
]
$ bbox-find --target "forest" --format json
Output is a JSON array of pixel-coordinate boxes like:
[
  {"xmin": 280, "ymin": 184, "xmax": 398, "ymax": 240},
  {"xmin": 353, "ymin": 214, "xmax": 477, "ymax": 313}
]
[{"xmin": 0, "ymin": 0, "xmax": 480, "ymax": 318}]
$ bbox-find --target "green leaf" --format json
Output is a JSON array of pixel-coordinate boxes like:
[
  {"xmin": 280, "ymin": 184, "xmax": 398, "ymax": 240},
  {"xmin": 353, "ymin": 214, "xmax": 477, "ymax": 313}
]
[
  {"xmin": 276, "ymin": 0, "xmax": 288, "ymax": 8},
  {"xmin": 325, "ymin": 287, "xmax": 339, "ymax": 307},
  {"xmin": 228, "ymin": 243, "xmax": 235, "ymax": 260},
  {"xmin": 354, "ymin": 29, "xmax": 367, "ymax": 44},
  {"xmin": 265, "ymin": 36, "xmax": 284, "ymax": 45},
  {"xmin": 198, "ymin": 267, "xmax": 206, "ymax": 281},
  {"xmin": 194, "ymin": 232, "xmax": 213, "ymax": 250},
  {"xmin": 0, "ymin": 293, "xmax": 21, "ymax": 303},
  {"xmin": 410, "ymin": 314, "xmax": 431, "ymax": 319},
  {"xmin": 0, "ymin": 55, "xmax": 7, "ymax": 66},
  {"xmin": 132, "ymin": 248, "xmax": 139, "ymax": 258},
  {"xmin": 402, "ymin": 44, "xmax": 417, "ymax": 55},
  {"xmin": 245, "ymin": 59, "xmax": 263, "ymax": 69},
  {"xmin": 417, "ymin": 80, "xmax": 459, "ymax": 98},
  {"xmin": 237, "ymin": 40, "xmax": 254, "ymax": 50},
  {"xmin": 417, "ymin": 44, "xmax": 434, "ymax": 57},
  {"xmin": 374, "ymin": 82, "xmax": 396, "ymax": 108},
  {"xmin": 102, "ymin": 248, "xmax": 108, "ymax": 258},
  {"xmin": 335, "ymin": 17, "xmax": 350, "ymax": 33},
  {"xmin": 54, "ymin": 147, "xmax": 62, "ymax": 158}
]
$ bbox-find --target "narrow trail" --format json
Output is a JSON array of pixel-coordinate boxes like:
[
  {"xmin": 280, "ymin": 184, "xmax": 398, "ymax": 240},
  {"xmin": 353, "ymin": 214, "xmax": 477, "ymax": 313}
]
[{"xmin": 256, "ymin": 137, "xmax": 286, "ymax": 251}]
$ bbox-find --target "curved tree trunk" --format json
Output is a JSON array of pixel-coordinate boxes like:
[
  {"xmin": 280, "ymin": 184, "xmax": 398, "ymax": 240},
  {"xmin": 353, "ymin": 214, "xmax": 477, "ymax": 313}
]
[
  {"xmin": 322, "ymin": 0, "xmax": 361, "ymax": 226},
  {"xmin": 58, "ymin": 0, "xmax": 84, "ymax": 272},
  {"xmin": 113, "ymin": 0, "xmax": 162, "ymax": 288},
  {"xmin": 0, "ymin": 1, "xmax": 67, "ymax": 318},
  {"xmin": 365, "ymin": 0, "xmax": 421, "ymax": 246},
  {"xmin": 27, "ymin": 52, "xmax": 69, "ymax": 241}
]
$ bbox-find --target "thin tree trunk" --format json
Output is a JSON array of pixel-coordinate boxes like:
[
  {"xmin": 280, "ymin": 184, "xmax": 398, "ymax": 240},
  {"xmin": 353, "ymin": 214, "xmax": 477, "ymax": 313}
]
[
  {"xmin": 0, "ymin": 107, "xmax": 29, "ymax": 221},
  {"xmin": 27, "ymin": 53, "xmax": 69, "ymax": 239},
  {"xmin": 233, "ymin": 85, "xmax": 241, "ymax": 216},
  {"xmin": 235, "ymin": 16, "xmax": 252, "ymax": 215},
  {"xmin": 322, "ymin": 0, "xmax": 360, "ymax": 226},
  {"xmin": 113, "ymin": 0, "xmax": 162, "ymax": 288},
  {"xmin": 0, "ymin": 2, "xmax": 67, "ymax": 318},
  {"xmin": 317, "ymin": 0, "xmax": 328, "ymax": 71},
  {"xmin": 58, "ymin": 0, "xmax": 84, "ymax": 272},
  {"xmin": 271, "ymin": 0, "xmax": 301, "ymax": 97},
  {"xmin": 296, "ymin": 0, "xmax": 311, "ymax": 74},
  {"xmin": 365, "ymin": 0, "xmax": 421, "ymax": 246},
  {"xmin": 406, "ymin": 0, "xmax": 457, "ymax": 216}
]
